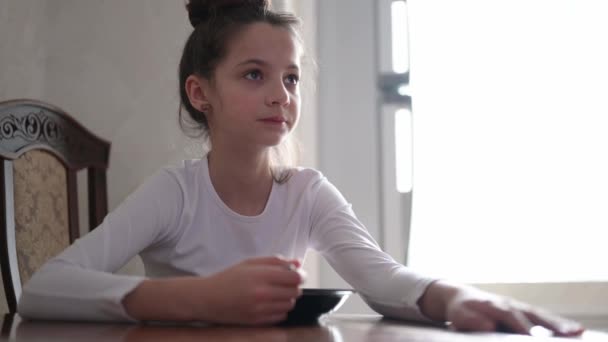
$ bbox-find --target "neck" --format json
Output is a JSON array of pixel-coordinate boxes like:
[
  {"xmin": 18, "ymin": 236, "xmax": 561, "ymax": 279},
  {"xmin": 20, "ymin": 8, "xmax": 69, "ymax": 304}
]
[{"xmin": 206, "ymin": 143, "xmax": 274, "ymax": 216}]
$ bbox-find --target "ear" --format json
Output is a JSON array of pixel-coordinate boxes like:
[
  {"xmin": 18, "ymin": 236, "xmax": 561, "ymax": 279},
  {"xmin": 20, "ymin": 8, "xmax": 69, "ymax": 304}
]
[{"xmin": 185, "ymin": 74, "xmax": 212, "ymax": 113}]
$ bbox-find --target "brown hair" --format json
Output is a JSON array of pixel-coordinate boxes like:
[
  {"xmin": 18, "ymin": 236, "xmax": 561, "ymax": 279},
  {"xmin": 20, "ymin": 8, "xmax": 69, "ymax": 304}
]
[{"xmin": 179, "ymin": 0, "xmax": 302, "ymax": 183}]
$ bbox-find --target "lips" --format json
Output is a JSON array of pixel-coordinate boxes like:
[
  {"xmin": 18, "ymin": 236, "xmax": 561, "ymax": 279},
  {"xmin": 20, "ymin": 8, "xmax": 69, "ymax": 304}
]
[{"xmin": 259, "ymin": 116, "xmax": 287, "ymax": 123}]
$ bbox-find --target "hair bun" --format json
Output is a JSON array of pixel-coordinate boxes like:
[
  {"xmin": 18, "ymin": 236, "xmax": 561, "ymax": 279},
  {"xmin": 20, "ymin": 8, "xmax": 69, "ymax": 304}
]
[{"xmin": 187, "ymin": 0, "xmax": 271, "ymax": 27}]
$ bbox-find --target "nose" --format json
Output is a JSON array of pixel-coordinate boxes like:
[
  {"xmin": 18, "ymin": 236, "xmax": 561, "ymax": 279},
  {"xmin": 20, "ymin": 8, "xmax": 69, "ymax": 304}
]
[{"xmin": 265, "ymin": 79, "xmax": 290, "ymax": 107}]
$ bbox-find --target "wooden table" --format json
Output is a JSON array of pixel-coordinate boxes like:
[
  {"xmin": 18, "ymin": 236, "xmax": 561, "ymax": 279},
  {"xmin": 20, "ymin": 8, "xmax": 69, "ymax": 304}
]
[{"xmin": 2, "ymin": 313, "xmax": 608, "ymax": 341}]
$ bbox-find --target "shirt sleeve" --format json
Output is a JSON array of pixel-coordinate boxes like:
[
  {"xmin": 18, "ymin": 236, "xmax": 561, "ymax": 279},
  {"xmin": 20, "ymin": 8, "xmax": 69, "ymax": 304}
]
[
  {"xmin": 308, "ymin": 177, "xmax": 437, "ymax": 323},
  {"xmin": 17, "ymin": 169, "xmax": 184, "ymax": 322}
]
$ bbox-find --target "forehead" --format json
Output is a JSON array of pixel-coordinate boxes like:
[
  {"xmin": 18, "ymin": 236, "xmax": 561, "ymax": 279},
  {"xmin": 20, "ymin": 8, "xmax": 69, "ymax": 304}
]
[{"xmin": 222, "ymin": 22, "xmax": 302, "ymax": 68}]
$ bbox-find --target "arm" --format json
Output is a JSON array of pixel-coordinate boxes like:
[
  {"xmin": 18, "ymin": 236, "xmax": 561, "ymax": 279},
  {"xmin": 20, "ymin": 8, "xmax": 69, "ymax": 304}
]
[
  {"xmin": 18, "ymin": 169, "xmax": 183, "ymax": 322},
  {"xmin": 308, "ymin": 177, "xmax": 436, "ymax": 322},
  {"xmin": 121, "ymin": 277, "xmax": 197, "ymax": 321},
  {"xmin": 418, "ymin": 279, "xmax": 584, "ymax": 336},
  {"xmin": 121, "ymin": 257, "xmax": 304, "ymax": 325}
]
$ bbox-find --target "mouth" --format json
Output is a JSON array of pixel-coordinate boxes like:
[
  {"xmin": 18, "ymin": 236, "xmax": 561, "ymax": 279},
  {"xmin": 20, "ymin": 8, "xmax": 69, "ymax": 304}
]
[{"xmin": 259, "ymin": 116, "xmax": 288, "ymax": 124}]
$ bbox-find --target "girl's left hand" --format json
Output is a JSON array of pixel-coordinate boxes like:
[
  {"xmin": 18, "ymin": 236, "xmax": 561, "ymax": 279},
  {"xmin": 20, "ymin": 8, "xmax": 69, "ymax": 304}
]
[
  {"xmin": 446, "ymin": 287, "xmax": 584, "ymax": 336},
  {"xmin": 419, "ymin": 280, "xmax": 585, "ymax": 337}
]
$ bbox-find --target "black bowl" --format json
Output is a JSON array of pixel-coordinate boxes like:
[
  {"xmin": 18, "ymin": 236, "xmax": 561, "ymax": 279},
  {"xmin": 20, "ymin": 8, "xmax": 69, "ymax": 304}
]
[{"xmin": 279, "ymin": 288, "xmax": 354, "ymax": 326}]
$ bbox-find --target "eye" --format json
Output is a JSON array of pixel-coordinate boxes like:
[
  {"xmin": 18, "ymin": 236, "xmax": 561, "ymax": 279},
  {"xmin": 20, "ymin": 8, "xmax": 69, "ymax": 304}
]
[
  {"xmin": 244, "ymin": 70, "xmax": 263, "ymax": 81},
  {"xmin": 285, "ymin": 74, "xmax": 300, "ymax": 85}
]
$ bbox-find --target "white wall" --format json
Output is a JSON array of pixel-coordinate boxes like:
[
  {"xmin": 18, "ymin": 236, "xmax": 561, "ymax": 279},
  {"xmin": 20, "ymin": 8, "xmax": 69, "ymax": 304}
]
[
  {"xmin": 292, "ymin": 0, "xmax": 321, "ymax": 289},
  {"xmin": 0, "ymin": 0, "xmax": 50, "ymax": 315},
  {"xmin": 43, "ymin": 1, "xmax": 196, "ymax": 209},
  {"xmin": 0, "ymin": 0, "xmax": 320, "ymax": 314},
  {"xmin": 316, "ymin": 0, "xmax": 382, "ymax": 315},
  {"xmin": 0, "ymin": 0, "xmax": 47, "ymax": 100}
]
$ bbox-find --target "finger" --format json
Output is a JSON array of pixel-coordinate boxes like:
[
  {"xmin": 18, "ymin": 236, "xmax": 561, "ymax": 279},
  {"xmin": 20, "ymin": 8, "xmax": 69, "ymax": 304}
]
[
  {"xmin": 254, "ymin": 285, "xmax": 302, "ymax": 302},
  {"xmin": 282, "ymin": 258, "xmax": 302, "ymax": 272},
  {"xmin": 289, "ymin": 258, "xmax": 302, "ymax": 269},
  {"xmin": 247, "ymin": 256, "xmax": 294, "ymax": 268},
  {"xmin": 470, "ymin": 301, "xmax": 533, "ymax": 335},
  {"xmin": 450, "ymin": 307, "xmax": 496, "ymax": 332},
  {"xmin": 248, "ymin": 256, "xmax": 303, "ymax": 274},
  {"xmin": 256, "ymin": 299, "xmax": 296, "ymax": 315},
  {"xmin": 261, "ymin": 266, "xmax": 304, "ymax": 286},
  {"xmin": 270, "ymin": 255, "xmax": 301, "ymax": 270},
  {"xmin": 253, "ymin": 313, "xmax": 288, "ymax": 325},
  {"xmin": 525, "ymin": 310, "xmax": 585, "ymax": 337},
  {"xmin": 285, "ymin": 266, "xmax": 307, "ymax": 285},
  {"xmin": 296, "ymin": 267, "xmax": 307, "ymax": 283}
]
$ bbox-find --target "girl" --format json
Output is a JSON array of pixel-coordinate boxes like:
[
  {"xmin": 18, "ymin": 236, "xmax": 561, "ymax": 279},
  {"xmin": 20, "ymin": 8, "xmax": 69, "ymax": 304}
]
[{"xmin": 18, "ymin": 0, "xmax": 583, "ymax": 336}]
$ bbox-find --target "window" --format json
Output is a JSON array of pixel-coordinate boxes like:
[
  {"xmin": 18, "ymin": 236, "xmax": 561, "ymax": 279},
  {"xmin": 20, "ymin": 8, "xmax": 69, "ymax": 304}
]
[
  {"xmin": 378, "ymin": 0, "xmax": 413, "ymax": 263},
  {"xmin": 404, "ymin": 0, "xmax": 608, "ymax": 321},
  {"xmin": 407, "ymin": 0, "xmax": 608, "ymax": 283},
  {"xmin": 318, "ymin": 0, "xmax": 608, "ymax": 322}
]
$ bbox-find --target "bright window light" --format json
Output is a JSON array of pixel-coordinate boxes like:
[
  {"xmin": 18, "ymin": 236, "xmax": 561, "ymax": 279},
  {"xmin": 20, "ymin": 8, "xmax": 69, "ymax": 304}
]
[
  {"xmin": 407, "ymin": 0, "xmax": 608, "ymax": 283},
  {"xmin": 391, "ymin": 1, "xmax": 409, "ymax": 73}
]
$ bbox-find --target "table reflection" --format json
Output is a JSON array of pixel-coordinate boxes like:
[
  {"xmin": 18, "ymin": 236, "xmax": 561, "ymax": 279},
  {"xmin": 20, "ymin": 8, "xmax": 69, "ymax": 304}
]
[
  {"xmin": 6, "ymin": 313, "xmax": 606, "ymax": 342},
  {"xmin": 123, "ymin": 324, "xmax": 341, "ymax": 342},
  {"xmin": 7, "ymin": 314, "xmax": 346, "ymax": 342}
]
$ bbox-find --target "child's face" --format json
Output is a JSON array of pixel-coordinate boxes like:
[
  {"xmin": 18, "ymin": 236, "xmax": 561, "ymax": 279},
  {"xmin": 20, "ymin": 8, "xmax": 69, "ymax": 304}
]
[{"xmin": 205, "ymin": 22, "xmax": 302, "ymax": 150}]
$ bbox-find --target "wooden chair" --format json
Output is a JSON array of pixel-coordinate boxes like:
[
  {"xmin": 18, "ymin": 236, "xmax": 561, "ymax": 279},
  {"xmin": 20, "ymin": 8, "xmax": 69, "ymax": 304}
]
[{"xmin": 0, "ymin": 99, "xmax": 110, "ymax": 313}]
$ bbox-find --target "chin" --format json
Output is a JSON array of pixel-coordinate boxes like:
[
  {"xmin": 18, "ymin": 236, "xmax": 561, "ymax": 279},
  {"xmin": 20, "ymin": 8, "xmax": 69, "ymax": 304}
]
[{"xmin": 260, "ymin": 135, "xmax": 288, "ymax": 147}]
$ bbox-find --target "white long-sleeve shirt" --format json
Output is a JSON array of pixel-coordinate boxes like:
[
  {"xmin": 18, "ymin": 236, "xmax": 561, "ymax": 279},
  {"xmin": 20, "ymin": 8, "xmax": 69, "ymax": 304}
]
[{"xmin": 18, "ymin": 157, "xmax": 436, "ymax": 322}]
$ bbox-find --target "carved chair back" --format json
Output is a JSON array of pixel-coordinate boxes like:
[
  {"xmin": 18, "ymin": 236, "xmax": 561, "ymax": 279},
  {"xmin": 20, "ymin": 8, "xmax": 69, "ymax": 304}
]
[{"xmin": 0, "ymin": 99, "xmax": 110, "ymax": 313}]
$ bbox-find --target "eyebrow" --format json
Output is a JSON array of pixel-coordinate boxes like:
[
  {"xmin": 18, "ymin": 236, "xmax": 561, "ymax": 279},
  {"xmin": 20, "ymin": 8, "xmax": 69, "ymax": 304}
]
[{"xmin": 236, "ymin": 58, "xmax": 300, "ymax": 71}]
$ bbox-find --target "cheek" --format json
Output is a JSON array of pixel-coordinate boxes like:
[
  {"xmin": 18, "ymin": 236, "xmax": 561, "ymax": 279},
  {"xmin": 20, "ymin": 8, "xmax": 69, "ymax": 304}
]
[
  {"xmin": 229, "ymin": 95, "xmax": 258, "ymax": 114},
  {"xmin": 291, "ymin": 95, "xmax": 301, "ymax": 114},
  {"xmin": 215, "ymin": 88, "xmax": 257, "ymax": 116}
]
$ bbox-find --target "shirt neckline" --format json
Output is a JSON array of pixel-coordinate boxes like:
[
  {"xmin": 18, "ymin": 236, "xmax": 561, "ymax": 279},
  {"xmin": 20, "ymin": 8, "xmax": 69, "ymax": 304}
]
[{"xmin": 202, "ymin": 155, "xmax": 275, "ymax": 222}]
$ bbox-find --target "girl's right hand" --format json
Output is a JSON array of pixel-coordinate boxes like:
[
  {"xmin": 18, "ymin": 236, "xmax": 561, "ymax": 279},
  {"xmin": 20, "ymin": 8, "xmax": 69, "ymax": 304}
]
[{"xmin": 192, "ymin": 256, "xmax": 304, "ymax": 325}]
